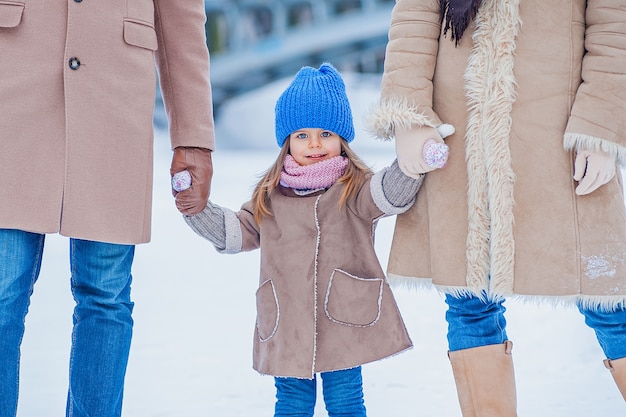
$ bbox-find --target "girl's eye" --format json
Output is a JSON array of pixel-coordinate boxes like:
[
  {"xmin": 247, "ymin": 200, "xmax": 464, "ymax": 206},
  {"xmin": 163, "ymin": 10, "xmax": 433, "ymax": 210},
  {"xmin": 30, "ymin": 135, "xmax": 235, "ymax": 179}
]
[
  {"xmin": 321, "ymin": 131, "xmax": 332, "ymax": 138},
  {"xmin": 296, "ymin": 133, "xmax": 308, "ymax": 139}
]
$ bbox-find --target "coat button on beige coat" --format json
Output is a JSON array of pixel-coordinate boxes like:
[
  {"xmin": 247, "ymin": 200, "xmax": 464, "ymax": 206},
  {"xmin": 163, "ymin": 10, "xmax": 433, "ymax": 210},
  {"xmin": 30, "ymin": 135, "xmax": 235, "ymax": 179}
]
[{"xmin": 68, "ymin": 57, "xmax": 80, "ymax": 70}]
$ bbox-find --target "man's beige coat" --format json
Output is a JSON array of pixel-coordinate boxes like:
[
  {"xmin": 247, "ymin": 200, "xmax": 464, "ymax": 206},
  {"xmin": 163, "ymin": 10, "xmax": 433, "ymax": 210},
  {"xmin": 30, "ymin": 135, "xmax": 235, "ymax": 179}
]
[
  {"xmin": 368, "ymin": 0, "xmax": 626, "ymax": 308},
  {"xmin": 0, "ymin": 0, "xmax": 214, "ymax": 244}
]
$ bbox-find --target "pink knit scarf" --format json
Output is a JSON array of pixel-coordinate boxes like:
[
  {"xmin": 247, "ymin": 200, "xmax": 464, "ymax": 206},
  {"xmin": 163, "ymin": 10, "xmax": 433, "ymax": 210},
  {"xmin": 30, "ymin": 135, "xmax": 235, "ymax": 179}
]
[{"xmin": 280, "ymin": 154, "xmax": 348, "ymax": 191}]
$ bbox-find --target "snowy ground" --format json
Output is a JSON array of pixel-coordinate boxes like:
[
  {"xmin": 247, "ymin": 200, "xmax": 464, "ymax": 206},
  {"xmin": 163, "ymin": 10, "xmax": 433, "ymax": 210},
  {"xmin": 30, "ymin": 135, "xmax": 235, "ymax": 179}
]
[{"xmin": 17, "ymin": 73, "xmax": 626, "ymax": 416}]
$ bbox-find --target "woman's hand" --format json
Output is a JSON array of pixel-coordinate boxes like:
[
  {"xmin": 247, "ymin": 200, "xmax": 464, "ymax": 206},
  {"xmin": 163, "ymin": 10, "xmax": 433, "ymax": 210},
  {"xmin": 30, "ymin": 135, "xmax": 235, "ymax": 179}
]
[
  {"xmin": 573, "ymin": 148, "xmax": 616, "ymax": 195},
  {"xmin": 394, "ymin": 124, "xmax": 454, "ymax": 178}
]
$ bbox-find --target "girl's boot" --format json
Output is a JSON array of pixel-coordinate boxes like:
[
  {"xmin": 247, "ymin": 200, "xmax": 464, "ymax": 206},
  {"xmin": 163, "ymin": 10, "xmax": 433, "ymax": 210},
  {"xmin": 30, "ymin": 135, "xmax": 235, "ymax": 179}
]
[
  {"xmin": 604, "ymin": 357, "xmax": 626, "ymax": 401},
  {"xmin": 448, "ymin": 341, "xmax": 517, "ymax": 417}
]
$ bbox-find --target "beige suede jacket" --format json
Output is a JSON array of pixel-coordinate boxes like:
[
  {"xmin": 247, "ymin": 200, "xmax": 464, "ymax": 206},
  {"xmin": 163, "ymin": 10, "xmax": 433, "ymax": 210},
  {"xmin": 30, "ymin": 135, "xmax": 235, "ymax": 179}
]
[{"xmin": 186, "ymin": 163, "xmax": 420, "ymax": 378}]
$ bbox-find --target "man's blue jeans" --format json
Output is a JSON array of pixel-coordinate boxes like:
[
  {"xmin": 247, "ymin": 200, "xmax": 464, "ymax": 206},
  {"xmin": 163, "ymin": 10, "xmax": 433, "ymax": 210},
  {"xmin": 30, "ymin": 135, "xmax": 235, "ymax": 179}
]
[
  {"xmin": 445, "ymin": 292, "xmax": 626, "ymax": 359},
  {"xmin": 0, "ymin": 229, "xmax": 135, "ymax": 417},
  {"xmin": 274, "ymin": 366, "xmax": 367, "ymax": 417}
]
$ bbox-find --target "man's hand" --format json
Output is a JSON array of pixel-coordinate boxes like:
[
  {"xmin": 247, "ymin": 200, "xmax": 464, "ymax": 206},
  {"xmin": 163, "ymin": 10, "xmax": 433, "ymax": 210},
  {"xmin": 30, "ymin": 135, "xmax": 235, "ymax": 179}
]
[{"xmin": 170, "ymin": 146, "xmax": 213, "ymax": 215}]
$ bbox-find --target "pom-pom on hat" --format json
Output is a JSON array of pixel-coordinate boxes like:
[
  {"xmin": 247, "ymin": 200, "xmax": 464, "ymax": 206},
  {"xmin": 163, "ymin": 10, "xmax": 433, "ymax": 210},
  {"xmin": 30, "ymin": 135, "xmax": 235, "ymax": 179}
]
[{"xmin": 275, "ymin": 63, "xmax": 355, "ymax": 147}]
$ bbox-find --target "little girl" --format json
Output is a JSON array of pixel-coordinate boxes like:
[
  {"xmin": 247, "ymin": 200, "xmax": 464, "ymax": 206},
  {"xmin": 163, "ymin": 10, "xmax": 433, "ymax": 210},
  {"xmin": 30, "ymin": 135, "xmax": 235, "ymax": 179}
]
[{"xmin": 182, "ymin": 63, "xmax": 444, "ymax": 416}]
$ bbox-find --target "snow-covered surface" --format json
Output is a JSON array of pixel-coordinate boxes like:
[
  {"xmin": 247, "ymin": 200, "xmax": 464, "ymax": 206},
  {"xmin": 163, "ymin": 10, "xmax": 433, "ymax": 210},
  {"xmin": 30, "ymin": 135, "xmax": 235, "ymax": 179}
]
[{"xmin": 17, "ymin": 75, "xmax": 625, "ymax": 416}]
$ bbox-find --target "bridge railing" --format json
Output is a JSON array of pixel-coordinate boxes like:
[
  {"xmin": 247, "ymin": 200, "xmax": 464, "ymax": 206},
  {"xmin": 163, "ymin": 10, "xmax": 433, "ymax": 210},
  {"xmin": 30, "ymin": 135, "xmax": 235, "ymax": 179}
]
[
  {"xmin": 207, "ymin": 0, "xmax": 393, "ymax": 108},
  {"xmin": 205, "ymin": 0, "xmax": 393, "ymax": 56},
  {"xmin": 154, "ymin": 0, "xmax": 393, "ymax": 127}
]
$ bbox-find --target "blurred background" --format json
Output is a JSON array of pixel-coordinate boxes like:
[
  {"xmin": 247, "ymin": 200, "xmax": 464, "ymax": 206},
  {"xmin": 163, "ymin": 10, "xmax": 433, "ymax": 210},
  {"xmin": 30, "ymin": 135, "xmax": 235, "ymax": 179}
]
[{"xmin": 154, "ymin": 0, "xmax": 395, "ymax": 148}]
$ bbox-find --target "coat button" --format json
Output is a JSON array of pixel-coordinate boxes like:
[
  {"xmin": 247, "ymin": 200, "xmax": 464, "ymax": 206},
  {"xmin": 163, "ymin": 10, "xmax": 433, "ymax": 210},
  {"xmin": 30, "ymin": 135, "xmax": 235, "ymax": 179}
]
[{"xmin": 68, "ymin": 57, "xmax": 81, "ymax": 70}]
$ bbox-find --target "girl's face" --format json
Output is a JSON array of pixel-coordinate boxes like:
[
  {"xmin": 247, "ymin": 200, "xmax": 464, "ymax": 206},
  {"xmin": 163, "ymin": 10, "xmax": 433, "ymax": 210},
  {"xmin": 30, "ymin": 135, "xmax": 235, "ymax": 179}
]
[{"xmin": 288, "ymin": 128, "xmax": 342, "ymax": 166}]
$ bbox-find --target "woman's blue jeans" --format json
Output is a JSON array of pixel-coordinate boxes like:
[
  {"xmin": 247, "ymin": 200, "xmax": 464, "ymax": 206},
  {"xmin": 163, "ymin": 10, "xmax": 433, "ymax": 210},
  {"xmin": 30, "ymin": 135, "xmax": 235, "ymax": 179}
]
[
  {"xmin": 0, "ymin": 229, "xmax": 135, "ymax": 417},
  {"xmin": 445, "ymin": 292, "xmax": 626, "ymax": 359},
  {"xmin": 274, "ymin": 366, "xmax": 367, "ymax": 417}
]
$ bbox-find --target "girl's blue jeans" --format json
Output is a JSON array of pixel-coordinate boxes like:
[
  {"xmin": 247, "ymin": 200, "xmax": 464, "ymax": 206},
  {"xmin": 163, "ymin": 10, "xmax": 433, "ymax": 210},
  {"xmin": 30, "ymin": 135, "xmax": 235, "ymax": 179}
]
[
  {"xmin": 0, "ymin": 229, "xmax": 135, "ymax": 417},
  {"xmin": 445, "ymin": 292, "xmax": 626, "ymax": 359},
  {"xmin": 274, "ymin": 366, "xmax": 366, "ymax": 417}
]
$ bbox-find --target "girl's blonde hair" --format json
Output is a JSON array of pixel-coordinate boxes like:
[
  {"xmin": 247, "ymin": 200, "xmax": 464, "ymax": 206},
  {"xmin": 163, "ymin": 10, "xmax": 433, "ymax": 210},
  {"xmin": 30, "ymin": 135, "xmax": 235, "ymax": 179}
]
[{"xmin": 251, "ymin": 139, "xmax": 373, "ymax": 224}]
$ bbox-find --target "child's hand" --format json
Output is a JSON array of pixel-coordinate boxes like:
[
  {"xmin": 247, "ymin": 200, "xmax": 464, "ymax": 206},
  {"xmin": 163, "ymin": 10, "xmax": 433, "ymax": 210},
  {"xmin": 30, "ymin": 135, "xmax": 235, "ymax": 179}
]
[
  {"xmin": 394, "ymin": 124, "xmax": 454, "ymax": 178},
  {"xmin": 423, "ymin": 139, "xmax": 449, "ymax": 169},
  {"xmin": 172, "ymin": 170, "xmax": 192, "ymax": 192}
]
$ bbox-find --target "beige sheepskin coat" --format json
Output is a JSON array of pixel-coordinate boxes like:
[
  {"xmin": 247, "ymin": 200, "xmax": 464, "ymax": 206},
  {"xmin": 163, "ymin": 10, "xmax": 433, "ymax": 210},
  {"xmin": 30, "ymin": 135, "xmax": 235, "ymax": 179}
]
[{"xmin": 368, "ymin": 0, "xmax": 626, "ymax": 309}]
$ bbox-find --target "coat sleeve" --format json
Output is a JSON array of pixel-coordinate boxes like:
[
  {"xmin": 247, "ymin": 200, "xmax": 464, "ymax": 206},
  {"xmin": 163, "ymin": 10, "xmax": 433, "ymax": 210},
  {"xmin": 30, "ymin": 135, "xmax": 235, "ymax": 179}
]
[
  {"xmin": 154, "ymin": 0, "xmax": 215, "ymax": 150},
  {"xmin": 564, "ymin": 0, "xmax": 626, "ymax": 164},
  {"xmin": 366, "ymin": 0, "xmax": 443, "ymax": 140},
  {"xmin": 184, "ymin": 201, "xmax": 243, "ymax": 254},
  {"xmin": 380, "ymin": 159, "xmax": 424, "ymax": 208},
  {"xmin": 348, "ymin": 160, "xmax": 422, "ymax": 221},
  {"xmin": 236, "ymin": 200, "xmax": 262, "ymax": 252},
  {"xmin": 184, "ymin": 199, "xmax": 261, "ymax": 254}
]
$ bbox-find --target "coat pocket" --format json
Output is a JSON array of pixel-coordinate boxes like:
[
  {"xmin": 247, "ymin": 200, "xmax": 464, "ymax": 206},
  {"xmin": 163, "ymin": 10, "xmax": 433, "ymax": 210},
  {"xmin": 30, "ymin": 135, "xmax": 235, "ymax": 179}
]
[
  {"xmin": 324, "ymin": 269, "xmax": 383, "ymax": 327},
  {"xmin": 123, "ymin": 18, "xmax": 157, "ymax": 51},
  {"xmin": 256, "ymin": 278, "xmax": 279, "ymax": 342},
  {"xmin": 0, "ymin": 1, "xmax": 24, "ymax": 28}
]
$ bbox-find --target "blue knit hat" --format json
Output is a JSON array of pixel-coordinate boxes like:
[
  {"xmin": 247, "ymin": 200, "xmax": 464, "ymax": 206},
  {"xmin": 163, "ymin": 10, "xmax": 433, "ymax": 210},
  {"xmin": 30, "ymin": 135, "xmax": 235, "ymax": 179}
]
[{"xmin": 274, "ymin": 63, "xmax": 355, "ymax": 147}]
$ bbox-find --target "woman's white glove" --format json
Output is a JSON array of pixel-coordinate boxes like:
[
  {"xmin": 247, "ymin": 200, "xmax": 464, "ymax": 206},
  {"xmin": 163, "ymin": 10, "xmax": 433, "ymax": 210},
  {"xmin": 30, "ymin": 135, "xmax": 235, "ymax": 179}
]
[
  {"xmin": 394, "ymin": 124, "xmax": 455, "ymax": 178},
  {"xmin": 573, "ymin": 148, "xmax": 616, "ymax": 195}
]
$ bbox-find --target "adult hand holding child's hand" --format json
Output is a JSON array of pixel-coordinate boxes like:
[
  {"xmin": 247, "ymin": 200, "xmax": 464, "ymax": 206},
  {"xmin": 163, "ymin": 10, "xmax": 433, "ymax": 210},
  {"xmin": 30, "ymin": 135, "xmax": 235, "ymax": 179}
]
[{"xmin": 394, "ymin": 124, "xmax": 454, "ymax": 178}]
